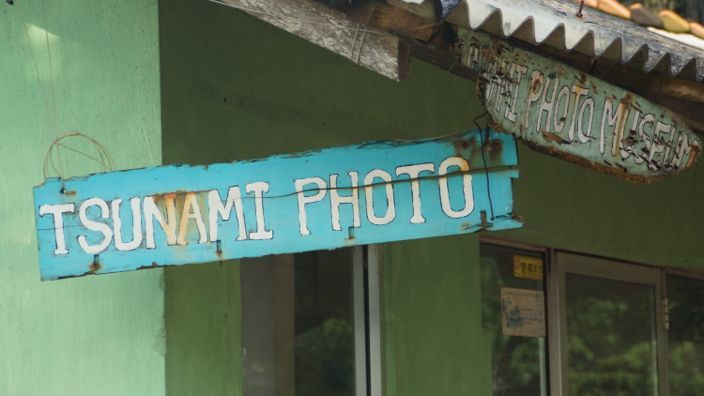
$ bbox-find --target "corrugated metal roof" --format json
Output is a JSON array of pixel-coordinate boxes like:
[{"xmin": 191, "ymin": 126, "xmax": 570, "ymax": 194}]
[{"xmin": 451, "ymin": 0, "xmax": 704, "ymax": 82}]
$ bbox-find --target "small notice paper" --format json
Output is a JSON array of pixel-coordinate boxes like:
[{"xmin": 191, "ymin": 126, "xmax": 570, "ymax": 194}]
[
  {"xmin": 513, "ymin": 255, "xmax": 543, "ymax": 280},
  {"xmin": 501, "ymin": 287, "xmax": 546, "ymax": 338}
]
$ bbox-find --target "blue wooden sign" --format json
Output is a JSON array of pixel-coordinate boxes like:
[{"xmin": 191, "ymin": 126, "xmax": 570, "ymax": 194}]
[{"xmin": 34, "ymin": 130, "xmax": 521, "ymax": 281}]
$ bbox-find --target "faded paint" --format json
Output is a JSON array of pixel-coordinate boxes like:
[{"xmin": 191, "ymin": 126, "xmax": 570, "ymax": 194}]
[
  {"xmin": 0, "ymin": 0, "xmax": 164, "ymax": 395},
  {"xmin": 460, "ymin": 29, "xmax": 701, "ymax": 183},
  {"xmin": 159, "ymin": 0, "xmax": 496, "ymax": 394},
  {"xmin": 34, "ymin": 130, "xmax": 521, "ymax": 280},
  {"xmin": 160, "ymin": 1, "xmax": 704, "ymax": 395}
]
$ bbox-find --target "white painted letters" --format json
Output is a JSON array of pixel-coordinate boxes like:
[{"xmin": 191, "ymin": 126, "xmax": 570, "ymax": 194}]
[
  {"xmin": 144, "ymin": 194, "xmax": 178, "ymax": 248},
  {"xmin": 438, "ymin": 157, "xmax": 474, "ymax": 218},
  {"xmin": 330, "ymin": 172, "xmax": 361, "ymax": 231},
  {"xmin": 246, "ymin": 182, "xmax": 273, "ymax": 240},
  {"xmin": 396, "ymin": 163, "xmax": 435, "ymax": 224},
  {"xmin": 177, "ymin": 192, "xmax": 208, "ymax": 245},
  {"xmin": 295, "ymin": 177, "xmax": 327, "ymax": 236},
  {"xmin": 78, "ymin": 198, "xmax": 113, "ymax": 255},
  {"xmin": 363, "ymin": 170, "xmax": 396, "ymax": 225},
  {"xmin": 39, "ymin": 203, "xmax": 74, "ymax": 255},
  {"xmin": 208, "ymin": 187, "xmax": 247, "ymax": 242},
  {"xmin": 112, "ymin": 198, "xmax": 143, "ymax": 251}
]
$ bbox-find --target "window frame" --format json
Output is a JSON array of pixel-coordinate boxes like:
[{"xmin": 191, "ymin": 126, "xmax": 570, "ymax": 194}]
[
  {"xmin": 480, "ymin": 237, "xmax": 704, "ymax": 396},
  {"xmin": 240, "ymin": 245, "xmax": 383, "ymax": 396},
  {"xmin": 550, "ymin": 252, "xmax": 668, "ymax": 396},
  {"xmin": 354, "ymin": 245, "xmax": 383, "ymax": 396},
  {"xmin": 479, "ymin": 237, "xmax": 551, "ymax": 395}
]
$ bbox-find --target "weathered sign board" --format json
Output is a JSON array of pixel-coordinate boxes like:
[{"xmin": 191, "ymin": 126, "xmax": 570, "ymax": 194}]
[
  {"xmin": 34, "ymin": 130, "xmax": 521, "ymax": 281},
  {"xmin": 458, "ymin": 29, "xmax": 701, "ymax": 183}
]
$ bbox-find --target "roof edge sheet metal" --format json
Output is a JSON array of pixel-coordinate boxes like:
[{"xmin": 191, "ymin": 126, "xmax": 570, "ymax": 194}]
[{"xmin": 452, "ymin": 0, "xmax": 704, "ymax": 82}]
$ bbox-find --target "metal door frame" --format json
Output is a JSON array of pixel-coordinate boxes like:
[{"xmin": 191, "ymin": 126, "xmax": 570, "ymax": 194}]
[
  {"xmin": 353, "ymin": 245, "xmax": 383, "ymax": 396},
  {"xmin": 480, "ymin": 238, "xmax": 551, "ymax": 395},
  {"xmin": 549, "ymin": 252, "xmax": 668, "ymax": 396}
]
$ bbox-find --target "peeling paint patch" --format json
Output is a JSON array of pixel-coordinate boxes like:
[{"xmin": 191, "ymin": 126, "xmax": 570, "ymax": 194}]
[
  {"xmin": 33, "ymin": 130, "xmax": 522, "ymax": 281},
  {"xmin": 459, "ymin": 29, "xmax": 701, "ymax": 183}
]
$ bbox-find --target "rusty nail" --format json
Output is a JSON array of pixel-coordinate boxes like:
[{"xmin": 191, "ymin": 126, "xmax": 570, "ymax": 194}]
[
  {"xmin": 576, "ymin": 0, "xmax": 585, "ymax": 17},
  {"xmin": 480, "ymin": 210, "xmax": 489, "ymax": 228},
  {"xmin": 60, "ymin": 188, "xmax": 76, "ymax": 196},
  {"xmin": 88, "ymin": 255, "xmax": 101, "ymax": 273}
]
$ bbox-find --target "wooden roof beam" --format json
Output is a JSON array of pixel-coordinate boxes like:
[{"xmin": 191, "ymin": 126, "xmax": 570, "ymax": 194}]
[{"xmin": 211, "ymin": 0, "xmax": 410, "ymax": 80}]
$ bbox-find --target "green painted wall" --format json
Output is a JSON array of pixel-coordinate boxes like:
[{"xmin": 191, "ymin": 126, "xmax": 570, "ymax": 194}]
[
  {"xmin": 159, "ymin": 1, "xmax": 488, "ymax": 395},
  {"xmin": 498, "ymin": 145, "xmax": 704, "ymax": 269},
  {"xmin": 0, "ymin": 1, "xmax": 164, "ymax": 395},
  {"xmin": 165, "ymin": 262, "xmax": 242, "ymax": 396},
  {"xmin": 381, "ymin": 237, "xmax": 492, "ymax": 396},
  {"xmin": 160, "ymin": 1, "xmax": 704, "ymax": 395}
]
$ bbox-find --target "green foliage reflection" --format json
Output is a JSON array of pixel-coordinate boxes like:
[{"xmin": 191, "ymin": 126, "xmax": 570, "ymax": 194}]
[
  {"xmin": 566, "ymin": 275, "xmax": 657, "ymax": 396},
  {"xmin": 481, "ymin": 245, "xmax": 546, "ymax": 396}
]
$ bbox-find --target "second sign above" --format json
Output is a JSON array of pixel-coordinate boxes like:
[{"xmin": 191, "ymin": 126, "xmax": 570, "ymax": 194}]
[{"xmin": 459, "ymin": 29, "xmax": 701, "ymax": 183}]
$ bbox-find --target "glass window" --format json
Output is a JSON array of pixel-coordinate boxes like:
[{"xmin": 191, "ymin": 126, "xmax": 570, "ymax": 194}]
[
  {"xmin": 480, "ymin": 243, "xmax": 548, "ymax": 396},
  {"xmin": 667, "ymin": 275, "xmax": 704, "ymax": 395},
  {"xmin": 565, "ymin": 274, "xmax": 659, "ymax": 395},
  {"xmin": 294, "ymin": 250, "xmax": 355, "ymax": 396},
  {"xmin": 240, "ymin": 248, "xmax": 370, "ymax": 396}
]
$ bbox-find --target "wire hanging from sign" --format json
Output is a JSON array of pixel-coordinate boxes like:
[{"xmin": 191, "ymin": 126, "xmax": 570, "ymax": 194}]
[
  {"xmin": 42, "ymin": 131, "xmax": 115, "ymax": 186},
  {"xmin": 473, "ymin": 112, "xmax": 496, "ymax": 224}
]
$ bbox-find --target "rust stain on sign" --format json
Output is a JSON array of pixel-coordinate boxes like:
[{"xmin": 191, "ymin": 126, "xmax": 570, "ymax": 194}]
[
  {"xmin": 459, "ymin": 29, "xmax": 701, "ymax": 183},
  {"xmin": 34, "ymin": 130, "xmax": 522, "ymax": 281}
]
